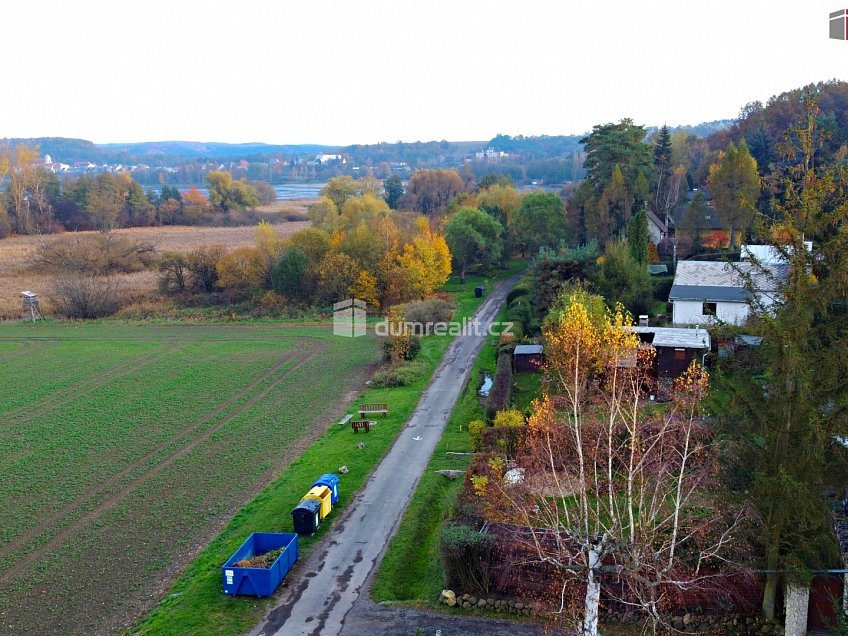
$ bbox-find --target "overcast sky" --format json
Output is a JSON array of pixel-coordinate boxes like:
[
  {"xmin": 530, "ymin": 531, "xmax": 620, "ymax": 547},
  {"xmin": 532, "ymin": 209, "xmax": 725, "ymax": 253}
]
[{"xmin": 2, "ymin": 0, "xmax": 847, "ymax": 145}]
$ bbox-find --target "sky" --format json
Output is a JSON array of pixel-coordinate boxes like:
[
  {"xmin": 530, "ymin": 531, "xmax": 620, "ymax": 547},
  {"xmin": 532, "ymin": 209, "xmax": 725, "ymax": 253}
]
[{"xmin": 2, "ymin": 0, "xmax": 847, "ymax": 146}]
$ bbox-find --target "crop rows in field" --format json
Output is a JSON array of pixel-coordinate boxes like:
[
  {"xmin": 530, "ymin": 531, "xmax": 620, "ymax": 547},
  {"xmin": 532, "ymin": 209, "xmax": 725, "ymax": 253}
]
[{"xmin": 0, "ymin": 323, "xmax": 377, "ymax": 635}]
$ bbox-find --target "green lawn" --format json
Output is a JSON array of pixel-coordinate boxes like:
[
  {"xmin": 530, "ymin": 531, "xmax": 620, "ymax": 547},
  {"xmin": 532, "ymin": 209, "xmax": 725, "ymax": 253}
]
[{"xmin": 129, "ymin": 264, "xmax": 523, "ymax": 635}]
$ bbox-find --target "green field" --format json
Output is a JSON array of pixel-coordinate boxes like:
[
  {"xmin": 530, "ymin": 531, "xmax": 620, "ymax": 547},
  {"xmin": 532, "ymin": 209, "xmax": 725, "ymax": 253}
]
[{"xmin": 0, "ymin": 323, "xmax": 378, "ymax": 635}]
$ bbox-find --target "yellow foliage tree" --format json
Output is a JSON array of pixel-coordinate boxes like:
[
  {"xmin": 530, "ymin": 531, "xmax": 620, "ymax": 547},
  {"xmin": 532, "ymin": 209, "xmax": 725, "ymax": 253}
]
[
  {"xmin": 349, "ymin": 270, "xmax": 380, "ymax": 310},
  {"xmin": 393, "ymin": 225, "xmax": 452, "ymax": 300},
  {"xmin": 255, "ymin": 221, "xmax": 285, "ymax": 286},
  {"xmin": 493, "ymin": 409, "xmax": 525, "ymax": 428},
  {"xmin": 216, "ymin": 246, "xmax": 265, "ymax": 293}
]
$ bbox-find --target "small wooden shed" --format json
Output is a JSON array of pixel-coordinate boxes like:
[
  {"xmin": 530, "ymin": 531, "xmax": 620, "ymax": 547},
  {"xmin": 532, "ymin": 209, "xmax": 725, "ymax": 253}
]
[{"xmin": 512, "ymin": 344, "xmax": 544, "ymax": 373}]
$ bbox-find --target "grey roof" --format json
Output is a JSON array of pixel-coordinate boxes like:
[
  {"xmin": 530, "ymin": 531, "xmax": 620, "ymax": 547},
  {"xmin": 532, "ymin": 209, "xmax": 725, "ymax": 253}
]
[
  {"xmin": 669, "ymin": 261, "xmax": 785, "ymax": 302},
  {"xmin": 513, "ymin": 344, "xmax": 543, "ymax": 355},
  {"xmin": 648, "ymin": 264, "xmax": 668, "ymax": 275},
  {"xmin": 646, "ymin": 208, "xmax": 667, "ymax": 232},
  {"xmin": 669, "ymin": 284, "xmax": 750, "ymax": 302},
  {"xmin": 628, "ymin": 326, "xmax": 711, "ymax": 349}
]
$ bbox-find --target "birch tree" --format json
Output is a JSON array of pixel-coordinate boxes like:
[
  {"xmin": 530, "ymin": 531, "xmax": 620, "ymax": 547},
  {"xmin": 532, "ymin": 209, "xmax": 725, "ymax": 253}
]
[{"xmin": 476, "ymin": 294, "xmax": 741, "ymax": 634}]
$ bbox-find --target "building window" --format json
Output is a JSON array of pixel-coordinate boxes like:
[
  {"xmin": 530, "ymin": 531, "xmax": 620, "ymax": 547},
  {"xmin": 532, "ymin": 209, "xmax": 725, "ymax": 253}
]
[
  {"xmin": 674, "ymin": 348, "xmax": 687, "ymax": 360},
  {"xmin": 703, "ymin": 302, "xmax": 717, "ymax": 316}
]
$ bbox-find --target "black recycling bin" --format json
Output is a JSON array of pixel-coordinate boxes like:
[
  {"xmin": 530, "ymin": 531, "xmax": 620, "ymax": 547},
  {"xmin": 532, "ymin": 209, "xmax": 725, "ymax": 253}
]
[
  {"xmin": 292, "ymin": 499, "xmax": 321, "ymax": 535},
  {"xmin": 474, "ymin": 286, "xmax": 484, "ymax": 298}
]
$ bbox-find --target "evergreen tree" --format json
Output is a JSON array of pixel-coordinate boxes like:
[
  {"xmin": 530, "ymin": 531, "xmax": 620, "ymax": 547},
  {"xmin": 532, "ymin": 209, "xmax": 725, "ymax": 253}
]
[
  {"xmin": 625, "ymin": 207, "xmax": 649, "ymax": 263},
  {"xmin": 653, "ymin": 124, "xmax": 673, "ymax": 181},
  {"xmin": 715, "ymin": 98, "xmax": 848, "ymax": 620},
  {"xmin": 383, "ymin": 174, "xmax": 404, "ymax": 210}
]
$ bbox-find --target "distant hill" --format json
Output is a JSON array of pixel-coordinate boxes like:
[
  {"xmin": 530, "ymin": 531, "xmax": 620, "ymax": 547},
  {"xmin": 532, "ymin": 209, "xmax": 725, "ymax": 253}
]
[
  {"xmin": 98, "ymin": 140, "xmax": 338, "ymax": 159},
  {"xmin": 706, "ymin": 80, "xmax": 848, "ymax": 168},
  {"xmin": 650, "ymin": 120, "xmax": 734, "ymax": 137}
]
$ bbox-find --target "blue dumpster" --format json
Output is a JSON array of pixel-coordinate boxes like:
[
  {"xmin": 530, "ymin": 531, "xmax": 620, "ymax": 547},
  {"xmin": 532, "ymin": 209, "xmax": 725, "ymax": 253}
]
[
  {"xmin": 292, "ymin": 498, "xmax": 321, "ymax": 535},
  {"xmin": 222, "ymin": 532, "xmax": 299, "ymax": 597},
  {"xmin": 312, "ymin": 473, "xmax": 340, "ymax": 505}
]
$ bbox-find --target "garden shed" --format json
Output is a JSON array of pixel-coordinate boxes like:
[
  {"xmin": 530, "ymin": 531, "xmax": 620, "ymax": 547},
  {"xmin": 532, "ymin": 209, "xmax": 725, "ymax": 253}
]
[{"xmin": 512, "ymin": 344, "xmax": 544, "ymax": 373}]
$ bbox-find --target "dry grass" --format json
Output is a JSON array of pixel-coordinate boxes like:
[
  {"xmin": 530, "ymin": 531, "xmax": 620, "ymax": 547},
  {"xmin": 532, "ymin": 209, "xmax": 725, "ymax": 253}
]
[{"xmin": 0, "ymin": 221, "xmax": 311, "ymax": 319}]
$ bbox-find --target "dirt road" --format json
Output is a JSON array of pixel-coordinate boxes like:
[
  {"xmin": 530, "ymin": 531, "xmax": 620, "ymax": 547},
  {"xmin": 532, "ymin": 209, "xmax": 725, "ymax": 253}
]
[{"xmin": 251, "ymin": 274, "xmax": 520, "ymax": 636}]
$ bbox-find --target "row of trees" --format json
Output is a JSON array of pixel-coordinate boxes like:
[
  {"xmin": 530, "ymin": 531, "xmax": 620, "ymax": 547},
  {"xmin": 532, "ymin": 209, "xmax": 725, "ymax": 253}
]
[
  {"xmin": 162, "ymin": 202, "xmax": 452, "ymax": 310},
  {"xmin": 0, "ymin": 144, "xmax": 277, "ymax": 236},
  {"xmin": 567, "ymin": 119, "xmax": 762, "ymax": 251}
]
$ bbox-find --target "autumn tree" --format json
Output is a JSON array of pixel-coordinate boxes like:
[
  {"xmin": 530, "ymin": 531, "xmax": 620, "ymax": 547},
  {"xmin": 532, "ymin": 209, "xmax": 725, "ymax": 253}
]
[
  {"xmin": 400, "ymin": 169, "xmax": 466, "ymax": 216},
  {"xmin": 4, "ymin": 144, "xmax": 44, "ymax": 234},
  {"xmin": 316, "ymin": 251, "xmax": 359, "ymax": 305},
  {"xmin": 307, "ymin": 196, "xmax": 340, "ymax": 231},
  {"xmin": 255, "ymin": 221, "xmax": 285, "ymax": 286},
  {"xmin": 320, "ymin": 176, "xmax": 380, "ymax": 212},
  {"xmin": 708, "ymin": 141, "xmax": 760, "ymax": 249},
  {"xmin": 207, "ymin": 170, "xmax": 259, "ymax": 212},
  {"xmin": 476, "ymin": 295, "xmax": 740, "ymax": 635},
  {"xmin": 182, "ymin": 186, "xmax": 209, "ymax": 220},
  {"xmin": 288, "ymin": 227, "xmax": 331, "ymax": 266},
  {"xmin": 216, "ymin": 246, "xmax": 265, "ymax": 294},
  {"xmin": 444, "ymin": 207, "xmax": 503, "ymax": 283},
  {"xmin": 387, "ymin": 221, "xmax": 452, "ymax": 302}
]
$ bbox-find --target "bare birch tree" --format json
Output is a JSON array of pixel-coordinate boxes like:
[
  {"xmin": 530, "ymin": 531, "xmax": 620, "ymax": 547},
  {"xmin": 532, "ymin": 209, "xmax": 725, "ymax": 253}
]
[{"xmin": 475, "ymin": 294, "xmax": 742, "ymax": 634}]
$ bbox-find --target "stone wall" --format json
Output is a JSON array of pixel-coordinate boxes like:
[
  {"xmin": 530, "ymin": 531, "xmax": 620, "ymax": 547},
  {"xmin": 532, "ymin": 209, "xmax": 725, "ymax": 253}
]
[{"xmin": 439, "ymin": 589, "xmax": 785, "ymax": 634}]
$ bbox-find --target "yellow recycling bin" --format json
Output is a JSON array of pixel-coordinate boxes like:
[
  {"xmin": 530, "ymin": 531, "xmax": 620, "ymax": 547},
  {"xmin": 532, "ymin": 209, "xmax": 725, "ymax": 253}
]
[{"xmin": 301, "ymin": 486, "xmax": 332, "ymax": 519}]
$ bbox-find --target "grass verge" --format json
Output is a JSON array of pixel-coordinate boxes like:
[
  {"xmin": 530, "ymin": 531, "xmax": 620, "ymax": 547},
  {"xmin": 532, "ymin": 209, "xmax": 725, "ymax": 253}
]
[
  {"xmin": 370, "ymin": 304, "xmax": 507, "ymax": 604},
  {"xmin": 129, "ymin": 264, "xmax": 522, "ymax": 636}
]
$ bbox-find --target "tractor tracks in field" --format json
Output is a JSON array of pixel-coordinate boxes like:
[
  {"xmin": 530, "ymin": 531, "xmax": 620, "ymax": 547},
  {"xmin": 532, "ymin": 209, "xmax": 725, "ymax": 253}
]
[
  {"xmin": 0, "ymin": 338, "xmax": 51, "ymax": 363},
  {"xmin": 0, "ymin": 343, "xmax": 183, "ymax": 433},
  {"xmin": 0, "ymin": 342, "xmax": 325, "ymax": 583}
]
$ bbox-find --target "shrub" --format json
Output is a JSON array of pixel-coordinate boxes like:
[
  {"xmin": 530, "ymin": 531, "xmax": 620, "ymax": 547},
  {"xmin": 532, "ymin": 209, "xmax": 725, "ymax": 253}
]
[
  {"xmin": 506, "ymin": 285, "xmax": 530, "ymax": 306},
  {"xmin": 272, "ymin": 247, "xmax": 312, "ymax": 302},
  {"xmin": 381, "ymin": 334, "xmax": 421, "ymax": 362},
  {"xmin": 216, "ymin": 246, "xmax": 265, "ymax": 294},
  {"xmin": 440, "ymin": 523, "xmax": 493, "ymax": 594},
  {"xmin": 400, "ymin": 297, "xmax": 456, "ymax": 328},
  {"xmin": 468, "ymin": 420, "xmax": 485, "ymax": 452},
  {"xmin": 485, "ymin": 351, "xmax": 513, "ymax": 420},
  {"xmin": 36, "ymin": 233, "xmax": 157, "ymax": 274},
  {"xmin": 493, "ymin": 409, "xmax": 524, "ymax": 428},
  {"xmin": 703, "ymin": 230, "xmax": 730, "ymax": 249},
  {"xmin": 186, "ymin": 245, "xmax": 226, "ymax": 293},
  {"xmin": 158, "ymin": 251, "xmax": 188, "ymax": 295},
  {"xmin": 370, "ymin": 360, "xmax": 426, "ymax": 388},
  {"xmin": 48, "ymin": 274, "xmax": 125, "ymax": 318},
  {"xmin": 481, "ymin": 425, "xmax": 526, "ymax": 457}
]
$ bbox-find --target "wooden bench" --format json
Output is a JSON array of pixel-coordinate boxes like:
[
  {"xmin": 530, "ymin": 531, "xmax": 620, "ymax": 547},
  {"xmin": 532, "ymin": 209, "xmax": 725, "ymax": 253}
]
[
  {"xmin": 358, "ymin": 403, "xmax": 388, "ymax": 418},
  {"xmin": 351, "ymin": 420, "xmax": 375, "ymax": 433}
]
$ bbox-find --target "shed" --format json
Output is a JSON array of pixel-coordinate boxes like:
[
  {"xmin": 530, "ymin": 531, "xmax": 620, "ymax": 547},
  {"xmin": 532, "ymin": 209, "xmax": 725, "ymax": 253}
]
[
  {"xmin": 512, "ymin": 344, "xmax": 544, "ymax": 373},
  {"xmin": 628, "ymin": 327, "xmax": 711, "ymax": 379}
]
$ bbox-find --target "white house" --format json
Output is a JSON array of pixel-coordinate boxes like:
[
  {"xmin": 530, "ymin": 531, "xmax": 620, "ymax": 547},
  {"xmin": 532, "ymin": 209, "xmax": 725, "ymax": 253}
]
[{"xmin": 669, "ymin": 260, "xmax": 784, "ymax": 326}]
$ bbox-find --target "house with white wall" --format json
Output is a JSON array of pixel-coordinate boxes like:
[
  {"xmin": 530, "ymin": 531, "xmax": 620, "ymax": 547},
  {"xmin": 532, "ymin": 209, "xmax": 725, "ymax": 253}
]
[{"xmin": 669, "ymin": 260, "xmax": 783, "ymax": 326}]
